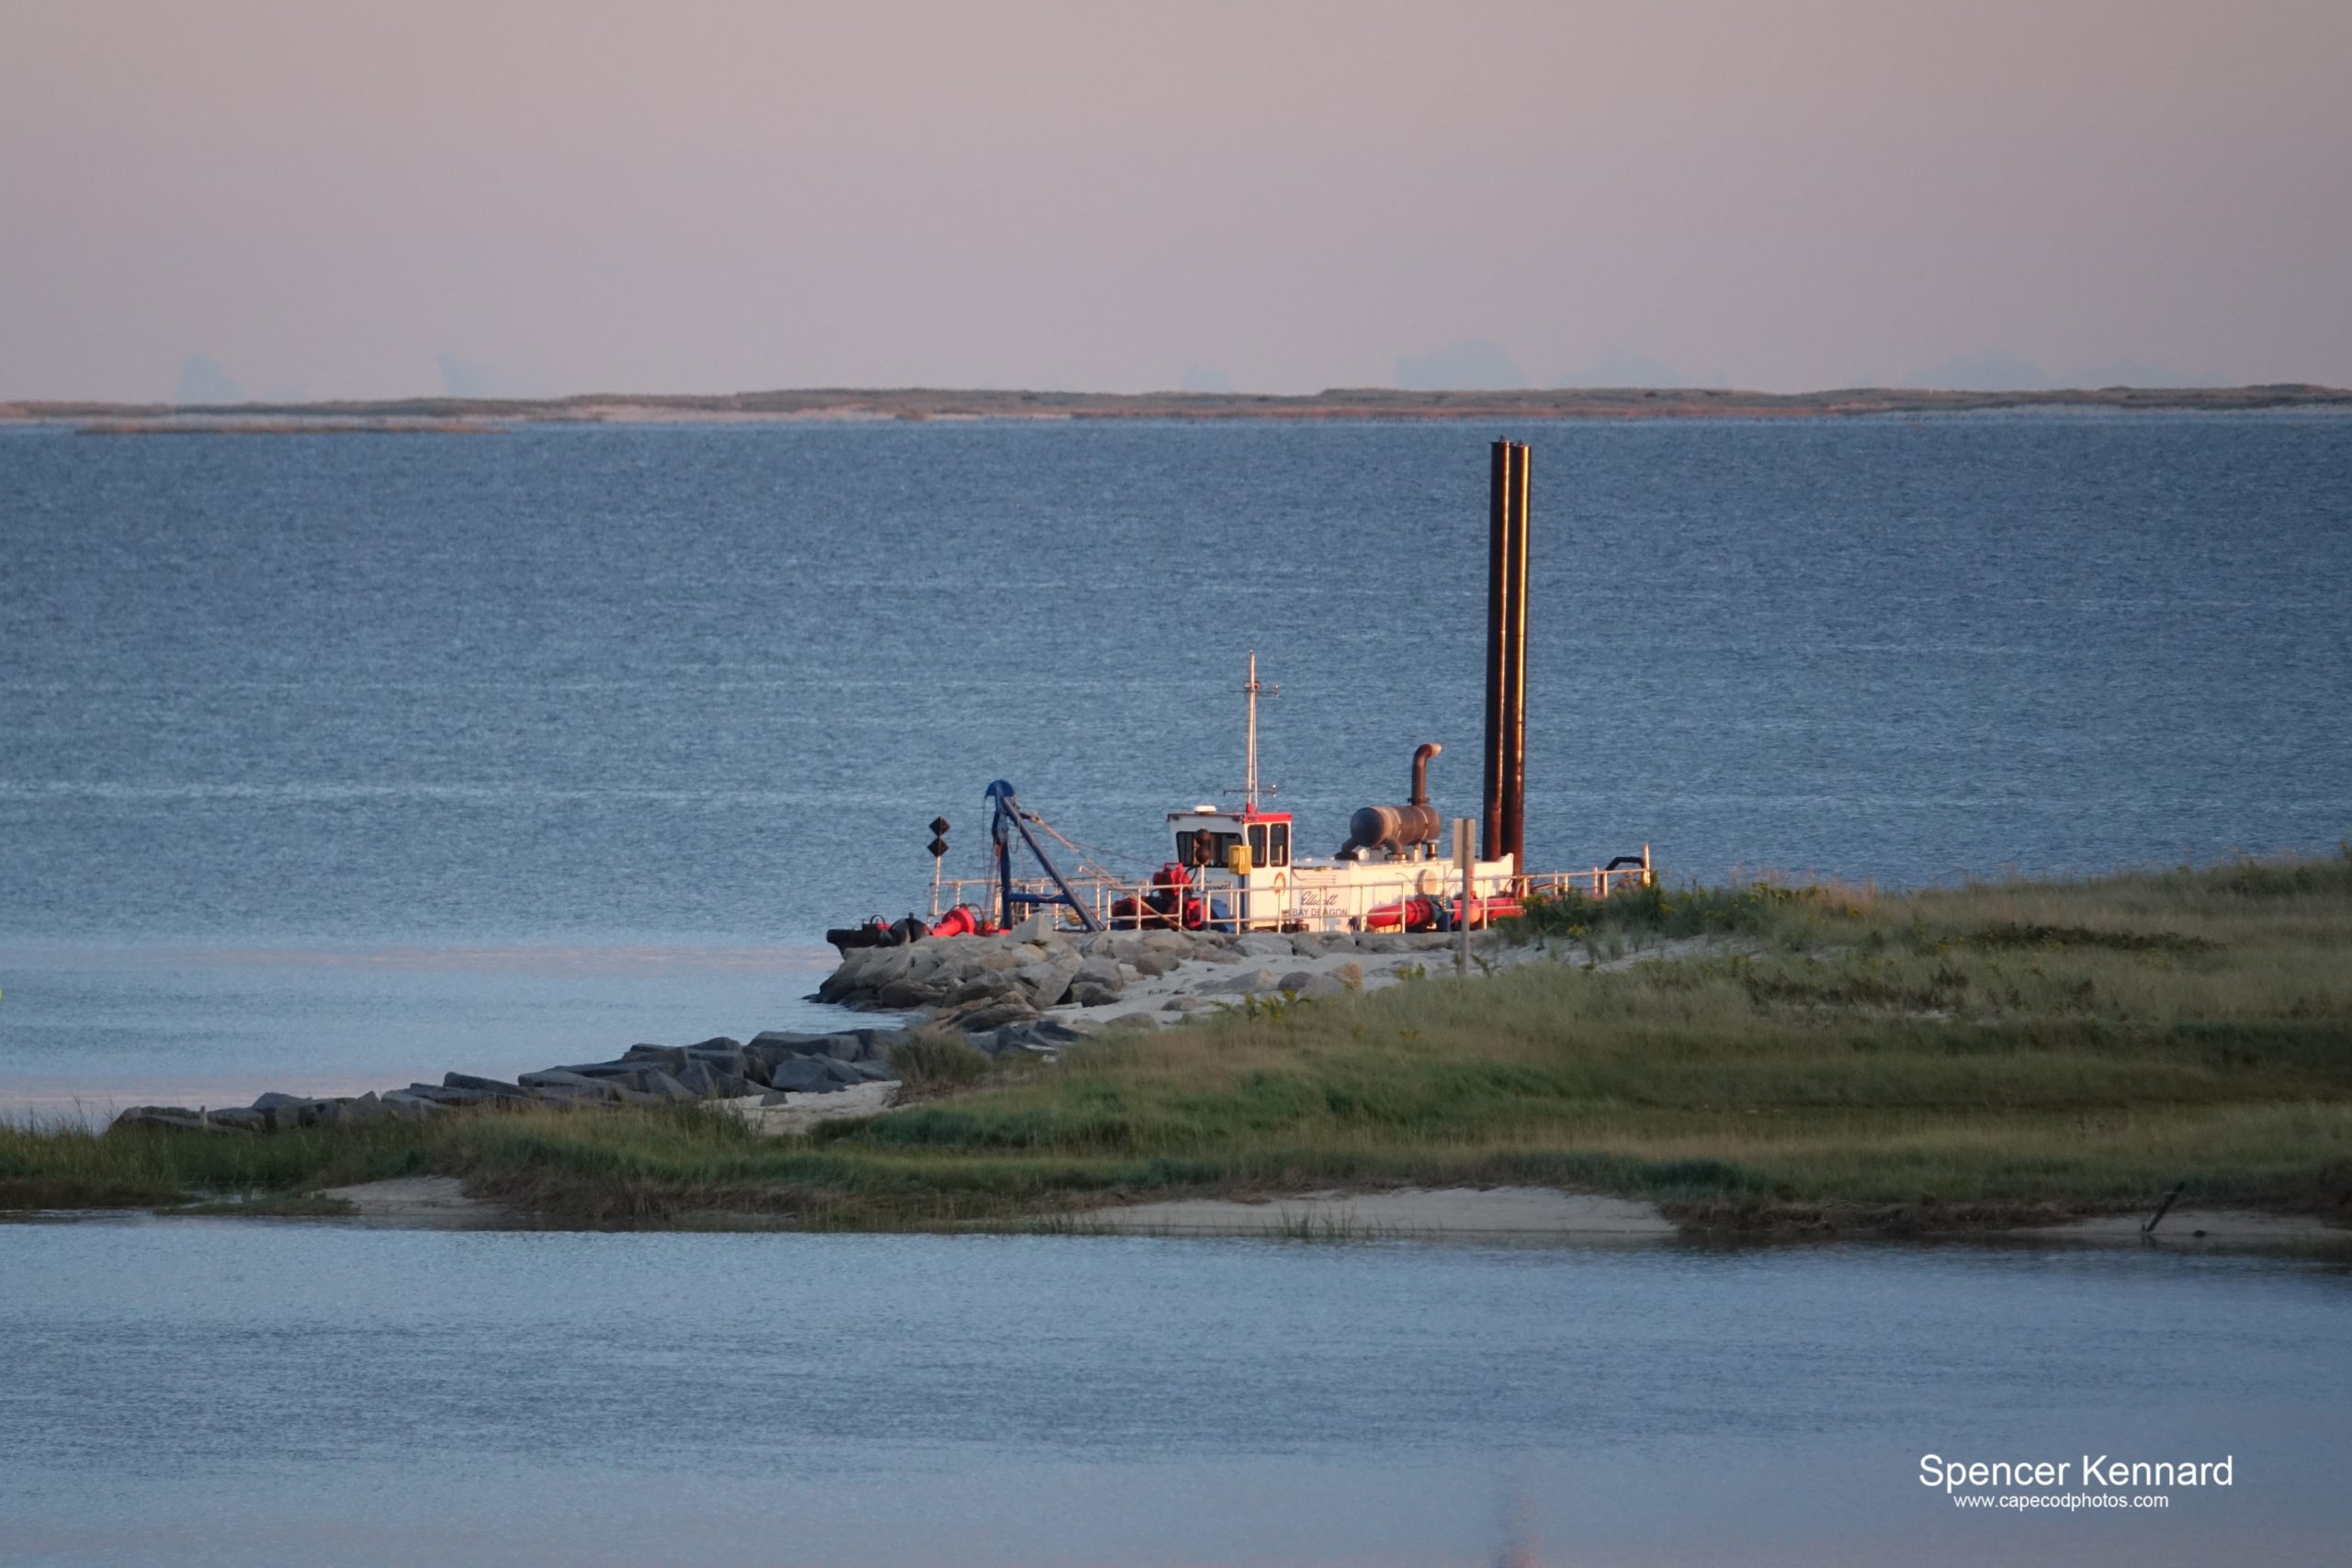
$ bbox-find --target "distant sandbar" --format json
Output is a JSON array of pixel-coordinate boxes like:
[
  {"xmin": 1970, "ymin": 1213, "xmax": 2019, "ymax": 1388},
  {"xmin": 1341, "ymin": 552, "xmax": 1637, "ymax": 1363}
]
[{"xmin": 6, "ymin": 382, "xmax": 2348, "ymax": 434}]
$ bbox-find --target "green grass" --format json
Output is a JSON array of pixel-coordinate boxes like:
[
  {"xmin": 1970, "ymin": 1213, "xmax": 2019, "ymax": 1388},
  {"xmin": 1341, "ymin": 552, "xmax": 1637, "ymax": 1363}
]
[{"xmin": 7, "ymin": 852, "xmax": 2351, "ymax": 1233}]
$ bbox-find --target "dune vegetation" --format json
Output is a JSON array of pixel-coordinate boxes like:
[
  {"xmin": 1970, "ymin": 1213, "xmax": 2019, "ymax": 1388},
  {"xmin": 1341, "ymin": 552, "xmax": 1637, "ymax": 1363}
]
[{"xmin": 6, "ymin": 852, "xmax": 2349, "ymax": 1235}]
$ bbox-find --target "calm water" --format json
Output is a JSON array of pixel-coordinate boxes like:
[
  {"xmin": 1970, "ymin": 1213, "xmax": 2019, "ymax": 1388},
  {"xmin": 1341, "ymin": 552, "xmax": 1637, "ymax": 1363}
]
[
  {"xmin": 3, "ymin": 415, "xmax": 2349, "ymax": 1103},
  {"xmin": 0, "ymin": 1223, "xmax": 2346, "ymax": 1566},
  {"xmin": 6, "ymin": 423, "xmax": 2349, "ymax": 1565}
]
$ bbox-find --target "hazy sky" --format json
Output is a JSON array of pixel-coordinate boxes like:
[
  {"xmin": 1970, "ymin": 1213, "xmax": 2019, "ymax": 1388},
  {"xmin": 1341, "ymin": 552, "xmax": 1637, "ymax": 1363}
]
[{"xmin": 4, "ymin": 0, "xmax": 2347, "ymax": 400}]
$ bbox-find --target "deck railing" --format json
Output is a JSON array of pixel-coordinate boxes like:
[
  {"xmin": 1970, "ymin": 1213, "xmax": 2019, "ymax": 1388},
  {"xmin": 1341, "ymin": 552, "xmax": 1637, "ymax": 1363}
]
[{"xmin": 922, "ymin": 853, "xmax": 1653, "ymax": 933}]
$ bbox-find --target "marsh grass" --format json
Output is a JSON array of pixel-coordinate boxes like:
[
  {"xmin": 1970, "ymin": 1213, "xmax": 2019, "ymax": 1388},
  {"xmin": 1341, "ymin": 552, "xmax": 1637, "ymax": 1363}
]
[
  {"xmin": 6, "ymin": 854, "xmax": 2349, "ymax": 1232},
  {"xmin": 885, "ymin": 1030, "xmax": 998, "ymax": 1090}
]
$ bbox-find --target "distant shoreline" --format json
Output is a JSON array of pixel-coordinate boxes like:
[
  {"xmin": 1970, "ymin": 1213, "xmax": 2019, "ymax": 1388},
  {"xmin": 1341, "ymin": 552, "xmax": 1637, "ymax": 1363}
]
[{"xmin": 5, "ymin": 382, "xmax": 2348, "ymax": 433}]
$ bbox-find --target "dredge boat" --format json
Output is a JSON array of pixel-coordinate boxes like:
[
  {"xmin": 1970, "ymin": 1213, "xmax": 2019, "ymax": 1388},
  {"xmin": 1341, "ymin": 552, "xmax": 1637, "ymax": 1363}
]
[{"xmin": 826, "ymin": 441, "xmax": 1652, "ymax": 951}]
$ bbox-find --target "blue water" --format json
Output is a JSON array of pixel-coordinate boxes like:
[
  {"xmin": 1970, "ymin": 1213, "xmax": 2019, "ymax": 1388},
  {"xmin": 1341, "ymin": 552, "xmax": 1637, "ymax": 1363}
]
[
  {"xmin": 0, "ymin": 1223, "xmax": 2345, "ymax": 1566},
  {"xmin": 3, "ymin": 414, "xmax": 2349, "ymax": 1102}
]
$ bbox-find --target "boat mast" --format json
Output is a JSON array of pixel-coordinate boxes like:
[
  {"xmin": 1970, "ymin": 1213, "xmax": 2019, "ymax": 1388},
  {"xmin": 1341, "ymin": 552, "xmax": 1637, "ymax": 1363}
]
[{"xmin": 1242, "ymin": 651, "xmax": 1261, "ymax": 812}]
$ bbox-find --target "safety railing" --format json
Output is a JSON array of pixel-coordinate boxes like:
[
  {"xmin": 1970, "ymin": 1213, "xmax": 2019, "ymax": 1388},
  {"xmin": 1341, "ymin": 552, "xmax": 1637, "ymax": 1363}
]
[
  {"xmin": 927, "ymin": 852, "xmax": 1653, "ymax": 933},
  {"xmin": 1523, "ymin": 863, "xmax": 1656, "ymax": 904}
]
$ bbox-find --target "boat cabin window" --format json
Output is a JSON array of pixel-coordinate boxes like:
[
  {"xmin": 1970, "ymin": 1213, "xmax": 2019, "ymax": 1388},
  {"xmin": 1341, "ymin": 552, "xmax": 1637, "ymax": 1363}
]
[
  {"xmin": 1248, "ymin": 822, "xmax": 1290, "ymax": 868},
  {"xmin": 1181, "ymin": 828, "xmax": 1243, "ymax": 868}
]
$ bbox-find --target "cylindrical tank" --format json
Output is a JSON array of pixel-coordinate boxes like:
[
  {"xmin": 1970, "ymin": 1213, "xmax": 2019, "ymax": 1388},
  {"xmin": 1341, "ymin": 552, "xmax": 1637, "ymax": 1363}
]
[
  {"xmin": 1340, "ymin": 802, "xmax": 1441, "ymax": 857},
  {"xmin": 1338, "ymin": 742, "xmax": 1447, "ymax": 857}
]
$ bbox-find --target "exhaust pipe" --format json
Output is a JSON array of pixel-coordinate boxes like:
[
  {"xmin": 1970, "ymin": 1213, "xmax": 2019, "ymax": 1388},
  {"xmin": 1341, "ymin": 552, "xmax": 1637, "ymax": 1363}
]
[
  {"xmin": 1410, "ymin": 741, "xmax": 1441, "ymax": 807},
  {"xmin": 1481, "ymin": 441, "xmax": 1531, "ymax": 868}
]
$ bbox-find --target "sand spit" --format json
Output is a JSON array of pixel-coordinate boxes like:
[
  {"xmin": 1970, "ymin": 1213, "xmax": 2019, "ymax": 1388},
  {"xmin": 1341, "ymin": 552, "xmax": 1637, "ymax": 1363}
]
[
  {"xmin": 2015, "ymin": 1208, "xmax": 2350, "ymax": 1247},
  {"xmin": 313, "ymin": 1175, "xmax": 510, "ymax": 1226},
  {"xmin": 1076, "ymin": 1187, "xmax": 1679, "ymax": 1239},
  {"xmin": 1068, "ymin": 1195, "xmax": 2352, "ymax": 1250},
  {"xmin": 8, "ymin": 383, "xmax": 2349, "ymax": 429}
]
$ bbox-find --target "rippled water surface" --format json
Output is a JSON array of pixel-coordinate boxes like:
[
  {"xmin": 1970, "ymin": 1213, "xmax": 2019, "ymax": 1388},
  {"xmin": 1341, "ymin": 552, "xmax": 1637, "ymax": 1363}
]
[
  {"xmin": 1, "ymin": 1223, "xmax": 2346, "ymax": 1566},
  {"xmin": 3, "ymin": 414, "xmax": 2348, "ymax": 1101}
]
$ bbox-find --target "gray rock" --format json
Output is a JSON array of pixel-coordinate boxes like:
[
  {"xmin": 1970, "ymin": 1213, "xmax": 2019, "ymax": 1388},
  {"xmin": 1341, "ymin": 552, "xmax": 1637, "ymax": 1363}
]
[
  {"xmin": 944, "ymin": 971, "xmax": 1019, "ymax": 1008},
  {"xmin": 115, "ymin": 1106, "xmax": 245, "ymax": 1134},
  {"xmin": 1333, "ymin": 961, "xmax": 1364, "ymax": 987},
  {"xmin": 254, "ymin": 1090, "xmax": 347, "ymax": 1128},
  {"xmin": 952, "ymin": 998, "xmax": 1041, "ymax": 1034},
  {"xmin": 981, "ymin": 1025, "xmax": 1053, "ymax": 1055},
  {"xmin": 747, "ymin": 1031, "xmax": 857, "ymax": 1067},
  {"xmin": 1068, "ymin": 980, "xmax": 1123, "ymax": 1008},
  {"xmin": 765, "ymin": 1057, "xmax": 841, "ymax": 1094},
  {"xmin": 819, "ymin": 1056, "xmax": 866, "ymax": 1085},
  {"xmin": 1233, "ymin": 932, "xmax": 1295, "ymax": 960},
  {"xmin": 683, "ymin": 1046, "xmax": 751, "ymax": 1078},
  {"xmin": 618, "ymin": 1043, "xmax": 687, "ymax": 1070},
  {"xmin": 816, "ymin": 947, "xmax": 896, "ymax": 1003},
  {"xmin": 251, "ymin": 1093, "xmax": 340, "ymax": 1130},
  {"xmin": 842, "ymin": 1059, "xmax": 897, "ymax": 1082},
  {"xmin": 518, "ymin": 1067, "xmax": 618, "ymax": 1094},
  {"xmin": 876, "ymin": 976, "xmax": 950, "ymax": 1010},
  {"xmin": 379, "ymin": 1090, "xmax": 448, "ymax": 1118},
  {"xmin": 514, "ymin": 1066, "xmax": 620, "ymax": 1104},
  {"xmin": 849, "ymin": 1029, "xmax": 895, "ymax": 1061},
  {"xmin": 111, "ymin": 1104, "xmax": 189, "ymax": 1126},
  {"xmin": 637, "ymin": 1070, "xmax": 699, "ymax": 1103},
  {"xmin": 1011, "ymin": 951, "xmax": 1083, "ymax": 1009},
  {"xmin": 342, "ymin": 1091, "xmax": 388, "ymax": 1122},
  {"xmin": 673, "ymin": 1061, "xmax": 722, "ymax": 1098},
  {"xmin": 746, "ymin": 1032, "xmax": 816, "ymax": 1064},
  {"xmin": 1130, "ymin": 950, "xmax": 1181, "ymax": 978},
  {"xmin": 1294, "ymin": 973, "xmax": 1350, "ymax": 999},
  {"xmin": 443, "ymin": 1073, "xmax": 526, "ymax": 1099},
  {"xmin": 204, "ymin": 1107, "xmax": 270, "ymax": 1132},
  {"xmin": 1207, "ymin": 967, "xmax": 1281, "ymax": 995},
  {"xmin": 405, "ymin": 1083, "xmax": 499, "ymax": 1107}
]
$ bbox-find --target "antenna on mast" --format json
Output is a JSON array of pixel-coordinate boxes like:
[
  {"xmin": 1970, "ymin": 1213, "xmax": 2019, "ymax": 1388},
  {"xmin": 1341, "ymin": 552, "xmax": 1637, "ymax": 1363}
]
[{"xmin": 1239, "ymin": 650, "xmax": 1279, "ymax": 811}]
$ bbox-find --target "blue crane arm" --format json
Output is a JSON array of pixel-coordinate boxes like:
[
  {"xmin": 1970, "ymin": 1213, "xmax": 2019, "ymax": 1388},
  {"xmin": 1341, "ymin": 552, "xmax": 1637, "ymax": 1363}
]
[{"xmin": 984, "ymin": 779, "xmax": 1101, "ymax": 932}]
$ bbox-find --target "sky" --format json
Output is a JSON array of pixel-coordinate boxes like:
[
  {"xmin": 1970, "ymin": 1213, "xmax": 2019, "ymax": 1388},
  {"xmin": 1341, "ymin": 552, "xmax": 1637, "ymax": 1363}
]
[{"xmin": 3, "ymin": 0, "xmax": 2347, "ymax": 401}]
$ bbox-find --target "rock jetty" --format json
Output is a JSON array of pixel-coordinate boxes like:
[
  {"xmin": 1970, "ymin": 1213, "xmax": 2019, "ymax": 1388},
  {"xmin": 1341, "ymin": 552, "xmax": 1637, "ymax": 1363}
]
[
  {"xmin": 818, "ymin": 924, "xmax": 1480, "ymax": 1054},
  {"xmin": 113, "ymin": 929, "xmax": 1501, "ymax": 1135},
  {"xmin": 113, "ymin": 1030, "xmax": 901, "ymax": 1136}
]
